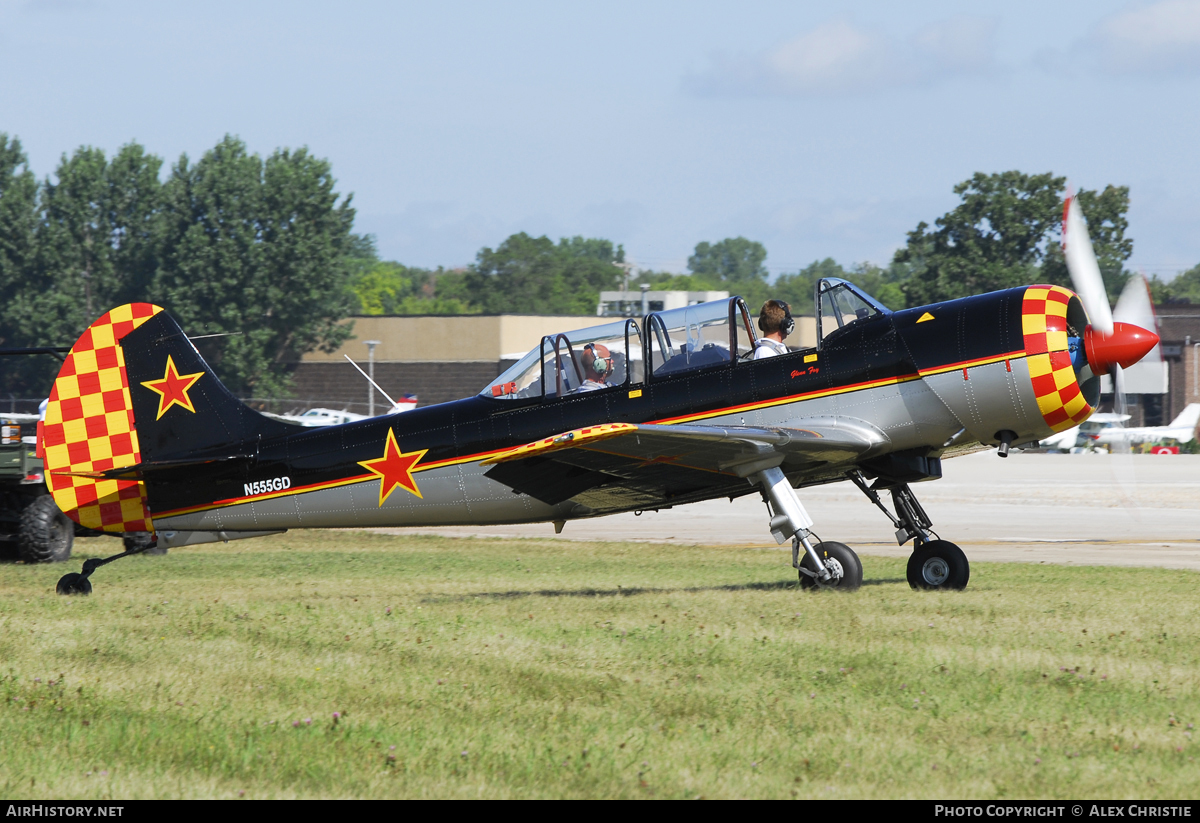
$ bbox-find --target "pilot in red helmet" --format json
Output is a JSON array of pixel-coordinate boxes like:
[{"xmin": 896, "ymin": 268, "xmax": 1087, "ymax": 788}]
[{"xmin": 577, "ymin": 343, "xmax": 615, "ymax": 392}]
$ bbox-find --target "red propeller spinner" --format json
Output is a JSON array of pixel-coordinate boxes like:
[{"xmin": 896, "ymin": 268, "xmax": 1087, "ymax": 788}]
[{"xmin": 1083, "ymin": 321, "xmax": 1159, "ymax": 374}]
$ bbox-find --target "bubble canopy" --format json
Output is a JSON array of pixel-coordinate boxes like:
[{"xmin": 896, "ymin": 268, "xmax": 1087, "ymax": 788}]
[{"xmin": 480, "ymin": 297, "xmax": 759, "ymax": 400}]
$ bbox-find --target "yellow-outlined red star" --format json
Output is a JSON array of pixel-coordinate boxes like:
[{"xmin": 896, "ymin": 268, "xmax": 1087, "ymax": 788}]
[
  {"xmin": 358, "ymin": 428, "xmax": 428, "ymax": 505},
  {"xmin": 140, "ymin": 354, "xmax": 205, "ymax": 421}
]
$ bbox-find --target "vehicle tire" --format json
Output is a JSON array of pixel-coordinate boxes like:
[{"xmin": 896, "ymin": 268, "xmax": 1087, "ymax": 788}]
[
  {"xmin": 18, "ymin": 494, "xmax": 74, "ymax": 564},
  {"xmin": 906, "ymin": 540, "xmax": 970, "ymax": 590},
  {"xmin": 799, "ymin": 541, "xmax": 863, "ymax": 591},
  {"xmin": 124, "ymin": 531, "xmax": 166, "ymax": 556}
]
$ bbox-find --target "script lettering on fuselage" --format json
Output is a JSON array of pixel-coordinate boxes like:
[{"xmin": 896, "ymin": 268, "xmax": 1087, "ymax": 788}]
[{"xmin": 244, "ymin": 477, "xmax": 292, "ymax": 496}]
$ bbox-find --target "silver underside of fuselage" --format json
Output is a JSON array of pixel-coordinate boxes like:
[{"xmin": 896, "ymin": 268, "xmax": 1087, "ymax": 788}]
[{"xmin": 155, "ymin": 356, "xmax": 1049, "ymax": 534}]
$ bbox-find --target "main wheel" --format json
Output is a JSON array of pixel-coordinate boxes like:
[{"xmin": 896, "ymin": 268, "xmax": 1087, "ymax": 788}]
[
  {"xmin": 906, "ymin": 540, "xmax": 970, "ymax": 590},
  {"xmin": 798, "ymin": 541, "xmax": 863, "ymax": 591},
  {"xmin": 18, "ymin": 495, "xmax": 73, "ymax": 564}
]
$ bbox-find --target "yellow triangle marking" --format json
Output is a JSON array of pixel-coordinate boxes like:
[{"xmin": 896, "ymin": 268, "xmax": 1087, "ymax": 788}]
[{"xmin": 917, "ymin": 312, "xmax": 935, "ymax": 323}]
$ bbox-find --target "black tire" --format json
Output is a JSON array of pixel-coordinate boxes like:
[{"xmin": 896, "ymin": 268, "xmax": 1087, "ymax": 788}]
[
  {"xmin": 799, "ymin": 541, "xmax": 863, "ymax": 591},
  {"xmin": 124, "ymin": 531, "xmax": 166, "ymax": 556},
  {"xmin": 18, "ymin": 495, "xmax": 73, "ymax": 564},
  {"xmin": 907, "ymin": 540, "xmax": 970, "ymax": 590}
]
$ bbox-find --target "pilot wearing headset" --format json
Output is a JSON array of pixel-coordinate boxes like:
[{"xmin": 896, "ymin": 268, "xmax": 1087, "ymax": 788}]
[
  {"xmin": 754, "ymin": 299, "xmax": 793, "ymax": 359},
  {"xmin": 575, "ymin": 343, "xmax": 616, "ymax": 392}
]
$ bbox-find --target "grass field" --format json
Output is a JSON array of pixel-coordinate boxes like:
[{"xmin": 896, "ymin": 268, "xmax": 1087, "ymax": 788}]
[{"xmin": 1, "ymin": 530, "xmax": 1198, "ymax": 799}]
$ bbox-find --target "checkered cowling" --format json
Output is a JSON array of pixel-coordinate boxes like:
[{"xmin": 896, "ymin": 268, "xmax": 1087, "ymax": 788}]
[
  {"xmin": 1021, "ymin": 285, "xmax": 1092, "ymax": 433},
  {"xmin": 42, "ymin": 303, "xmax": 163, "ymax": 532}
]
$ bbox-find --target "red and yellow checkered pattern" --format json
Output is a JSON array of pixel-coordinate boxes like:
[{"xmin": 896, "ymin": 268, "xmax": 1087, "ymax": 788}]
[
  {"xmin": 1022, "ymin": 285, "xmax": 1092, "ymax": 433},
  {"xmin": 42, "ymin": 303, "xmax": 163, "ymax": 532}
]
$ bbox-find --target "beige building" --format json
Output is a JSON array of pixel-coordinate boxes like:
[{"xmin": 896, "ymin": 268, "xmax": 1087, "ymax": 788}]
[{"xmin": 302, "ymin": 315, "xmax": 617, "ymax": 365}]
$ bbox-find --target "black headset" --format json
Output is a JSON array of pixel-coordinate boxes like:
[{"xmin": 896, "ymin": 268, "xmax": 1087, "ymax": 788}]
[
  {"xmin": 585, "ymin": 344, "xmax": 613, "ymax": 377},
  {"xmin": 759, "ymin": 300, "xmax": 794, "ymax": 337}
]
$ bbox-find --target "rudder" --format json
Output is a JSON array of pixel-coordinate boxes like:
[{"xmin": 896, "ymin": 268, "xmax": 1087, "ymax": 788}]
[{"xmin": 42, "ymin": 304, "xmax": 163, "ymax": 532}]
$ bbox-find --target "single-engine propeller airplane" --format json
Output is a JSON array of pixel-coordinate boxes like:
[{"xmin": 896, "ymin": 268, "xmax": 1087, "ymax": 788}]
[{"xmin": 43, "ymin": 198, "xmax": 1159, "ymax": 596}]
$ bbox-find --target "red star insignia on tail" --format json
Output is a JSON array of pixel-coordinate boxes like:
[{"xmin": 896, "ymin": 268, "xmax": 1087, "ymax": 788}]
[
  {"xmin": 358, "ymin": 429, "xmax": 428, "ymax": 505},
  {"xmin": 141, "ymin": 355, "xmax": 204, "ymax": 421}
]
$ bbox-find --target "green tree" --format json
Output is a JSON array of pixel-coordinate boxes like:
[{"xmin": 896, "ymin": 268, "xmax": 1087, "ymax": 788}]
[
  {"xmin": 460, "ymin": 233, "xmax": 623, "ymax": 315},
  {"xmin": 895, "ymin": 172, "xmax": 1133, "ymax": 308},
  {"xmin": 688, "ymin": 237, "xmax": 768, "ymax": 283},
  {"xmin": 35, "ymin": 144, "xmax": 163, "ymax": 338},
  {"xmin": 153, "ymin": 136, "xmax": 357, "ymax": 396},
  {"xmin": 352, "ymin": 260, "xmax": 475, "ymax": 315},
  {"xmin": 1159, "ymin": 264, "xmax": 1200, "ymax": 304},
  {"xmin": 0, "ymin": 134, "xmax": 48, "ymax": 394}
]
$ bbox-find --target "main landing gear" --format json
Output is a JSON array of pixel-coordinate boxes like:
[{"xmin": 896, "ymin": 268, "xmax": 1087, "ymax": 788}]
[
  {"xmin": 848, "ymin": 471, "xmax": 969, "ymax": 591},
  {"xmin": 754, "ymin": 465, "xmax": 862, "ymax": 591},
  {"xmin": 55, "ymin": 534, "xmax": 161, "ymax": 596}
]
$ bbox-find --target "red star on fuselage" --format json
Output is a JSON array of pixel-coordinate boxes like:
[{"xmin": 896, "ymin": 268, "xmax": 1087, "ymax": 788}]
[
  {"xmin": 358, "ymin": 429, "xmax": 428, "ymax": 505},
  {"xmin": 141, "ymin": 355, "xmax": 205, "ymax": 421}
]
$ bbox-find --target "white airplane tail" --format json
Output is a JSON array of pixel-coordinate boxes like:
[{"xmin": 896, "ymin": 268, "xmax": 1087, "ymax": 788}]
[{"xmin": 1168, "ymin": 403, "xmax": 1200, "ymax": 431}]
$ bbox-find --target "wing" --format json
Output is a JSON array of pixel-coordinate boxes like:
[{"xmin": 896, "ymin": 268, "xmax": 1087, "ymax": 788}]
[{"xmin": 481, "ymin": 419, "xmax": 888, "ymax": 513}]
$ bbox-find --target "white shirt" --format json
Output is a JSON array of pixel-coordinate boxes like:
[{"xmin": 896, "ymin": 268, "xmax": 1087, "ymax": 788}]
[
  {"xmin": 575, "ymin": 379, "xmax": 612, "ymax": 393},
  {"xmin": 752, "ymin": 338, "xmax": 789, "ymax": 360}
]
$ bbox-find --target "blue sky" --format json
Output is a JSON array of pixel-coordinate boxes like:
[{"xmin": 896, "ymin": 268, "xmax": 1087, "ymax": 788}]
[{"xmin": 2, "ymin": 0, "xmax": 1198, "ymax": 278}]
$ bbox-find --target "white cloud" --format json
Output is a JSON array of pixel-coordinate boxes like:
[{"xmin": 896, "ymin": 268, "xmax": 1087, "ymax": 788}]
[
  {"xmin": 685, "ymin": 16, "xmax": 997, "ymax": 98},
  {"xmin": 1088, "ymin": 0, "xmax": 1200, "ymax": 75}
]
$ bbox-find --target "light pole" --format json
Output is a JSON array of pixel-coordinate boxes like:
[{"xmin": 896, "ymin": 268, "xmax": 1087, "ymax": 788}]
[{"xmin": 364, "ymin": 340, "xmax": 381, "ymax": 416}]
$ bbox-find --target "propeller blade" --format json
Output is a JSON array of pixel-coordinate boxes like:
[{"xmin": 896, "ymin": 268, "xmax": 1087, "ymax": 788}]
[
  {"xmin": 1063, "ymin": 195, "xmax": 1113, "ymax": 335},
  {"xmin": 1113, "ymin": 272, "xmax": 1163, "ymax": 364},
  {"xmin": 1112, "ymin": 364, "xmax": 1127, "ymax": 417}
]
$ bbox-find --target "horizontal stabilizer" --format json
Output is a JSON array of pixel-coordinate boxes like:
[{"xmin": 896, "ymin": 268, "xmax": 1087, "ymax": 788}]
[{"xmin": 50, "ymin": 453, "xmax": 253, "ymax": 481}]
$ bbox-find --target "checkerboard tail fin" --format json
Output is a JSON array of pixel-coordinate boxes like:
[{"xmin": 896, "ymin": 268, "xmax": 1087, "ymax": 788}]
[
  {"xmin": 42, "ymin": 304, "xmax": 165, "ymax": 533},
  {"xmin": 43, "ymin": 304, "xmax": 298, "ymax": 532}
]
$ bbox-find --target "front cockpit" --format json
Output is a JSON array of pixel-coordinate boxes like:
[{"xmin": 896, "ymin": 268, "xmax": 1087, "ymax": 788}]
[
  {"xmin": 816, "ymin": 277, "xmax": 891, "ymax": 343},
  {"xmin": 479, "ymin": 279, "xmax": 893, "ymax": 401}
]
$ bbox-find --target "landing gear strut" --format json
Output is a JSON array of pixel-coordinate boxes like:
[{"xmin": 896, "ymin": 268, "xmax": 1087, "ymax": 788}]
[
  {"xmin": 55, "ymin": 534, "xmax": 160, "ymax": 595},
  {"xmin": 754, "ymin": 465, "xmax": 862, "ymax": 591},
  {"xmin": 849, "ymin": 470, "xmax": 969, "ymax": 591}
]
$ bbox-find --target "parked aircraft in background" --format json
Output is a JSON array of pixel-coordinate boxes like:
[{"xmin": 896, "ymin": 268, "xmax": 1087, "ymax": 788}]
[
  {"xmin": 1040, "ymin": 404, "xmax": 1200, "ymax": 452},
  {"xmin": 267, "ymin": 396, "xmax": 418, "ymax": 428}
]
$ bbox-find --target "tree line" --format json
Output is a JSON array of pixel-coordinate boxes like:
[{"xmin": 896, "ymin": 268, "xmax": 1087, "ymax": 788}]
[
  {"xmin": 357, "ymin": 171, "xmax": 1175, "ymax": 322},
  {"xmin": 0, "ymin": 133, "xmax": 357, "ymax": 397},
  {"xmin": 4, "ymin": 130, "xmax": 1198, "ymax": 399}
]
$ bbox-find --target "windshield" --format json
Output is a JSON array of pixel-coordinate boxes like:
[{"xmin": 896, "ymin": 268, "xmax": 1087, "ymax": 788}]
[
  {"xmin": 647, "ymin": 298, "xmax": 754, "ymax": 377},
  {"xmin": 817, "ymin": 278, "xmax": 890, "ymax": 342},
  {"xmin": 482, "ymin": 318, "xmax": 642, "ymax": 399}
]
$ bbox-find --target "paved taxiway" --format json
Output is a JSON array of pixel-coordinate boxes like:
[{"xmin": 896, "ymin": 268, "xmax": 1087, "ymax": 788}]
[{"xmin": 389, "ymin": 452, "xmax": 1200, "ymax": 570}]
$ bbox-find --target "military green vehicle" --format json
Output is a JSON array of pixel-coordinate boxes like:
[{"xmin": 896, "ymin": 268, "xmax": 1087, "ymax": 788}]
[{"xmin": 0, "ymin": 419, "xmax": 74, "ymax": 563}]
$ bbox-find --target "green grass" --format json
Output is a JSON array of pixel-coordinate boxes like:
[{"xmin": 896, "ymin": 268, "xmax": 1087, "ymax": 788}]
[{"xmin": 1, "ymin": 531, "xmax": 1198, "ymax": 799}]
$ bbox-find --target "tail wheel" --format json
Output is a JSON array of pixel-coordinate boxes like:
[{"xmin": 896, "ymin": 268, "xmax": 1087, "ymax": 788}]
[
  {"xmin": 799, "ymin": 541, "xmax": 863, "ymax": 591},
  {"xmin": 18, "ymin": 495, "xmax": 74, "ymax": 564},
  {"xmin": 907, "ymin": 540, "xmax": 970, "ymax": 590}
]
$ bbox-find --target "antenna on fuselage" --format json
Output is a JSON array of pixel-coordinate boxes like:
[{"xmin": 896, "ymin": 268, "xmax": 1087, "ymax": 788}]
[{"xmin": 343, "ymin": 354, "xmax": 398, "ymax": 415}]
